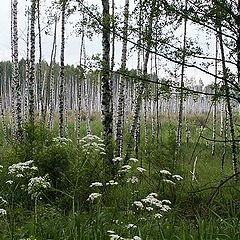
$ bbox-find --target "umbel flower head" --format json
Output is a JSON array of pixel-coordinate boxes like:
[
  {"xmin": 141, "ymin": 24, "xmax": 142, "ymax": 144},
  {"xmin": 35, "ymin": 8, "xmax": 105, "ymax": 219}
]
[{"xmin": 28, "ymin": 175, "xmax": 51, "ymax": 198}]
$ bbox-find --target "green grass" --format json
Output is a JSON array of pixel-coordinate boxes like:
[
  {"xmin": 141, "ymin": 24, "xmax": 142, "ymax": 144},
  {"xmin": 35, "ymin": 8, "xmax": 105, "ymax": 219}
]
[{"xmin": 0, "ymin": 116, "xmax": 239, "ymax": 239}]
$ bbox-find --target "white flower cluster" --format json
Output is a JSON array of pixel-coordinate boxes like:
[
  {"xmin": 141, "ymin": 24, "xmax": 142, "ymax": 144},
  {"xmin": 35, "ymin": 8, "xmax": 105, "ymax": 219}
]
[
  {"xmin": 107, "ymin": 230, "xmax": 141, "ymax": 240},
  {"xmin": 0, "ymin": 196, "xmax": 7, "ymax": 205},
  {"xmin": 118, "ymin": 165, "xmax": 131, "ymax": 174},
  {"xmin": 80, "ymin": 135, "xmax": 106, "ymax": 155},
  {"xmin": 0, "ymin": 196, "xmax": 7, "ymax": 217},
  {"xmin": 8, "ymin": 160, "xmax": 38, "ymax": 177},
  {"xmin": 0, "ymin": 208, "xmax": 7, "ymax": 216},
  {"xmin": 132, "ymin": 192, "xmax": 171, "ymax": 217},
  {"xmin": 137, "ymin": 167, "xmax": 146, "ymax": 173},
  {"xmin": 106, "ymin": 180, "xmax": 118, "ymax": 186},
  {"xmin": 90, "ymin": 182, "xmax": 103, "ymax": 187},
  {"xmin": 127, "ymin": 176, "xmax": 139, "ymax": 184},
  {"xmin": 112, "ymin": 157, "xmax": 123, "ymax": 164},
  {"xmin": 53, "ymin": 137, "xmax": 72, "ymax": 145},
  {"xmin": 0, "ymin": 165, "xmax": 3, "ymax": 172},
  {"xmin": 28, "ymin": 175, "xmax": 51, "ymax": 197},
  {"xmin": 87, "ymin": 192, "xmax": 102, "ymax": 202},
  {"xmin": 159, "ymin": 169, "xmax": 183, "ymax": 185},
  {"xmin": 129, "ymin": 158, "xmax": 138, "ymax": 163}
]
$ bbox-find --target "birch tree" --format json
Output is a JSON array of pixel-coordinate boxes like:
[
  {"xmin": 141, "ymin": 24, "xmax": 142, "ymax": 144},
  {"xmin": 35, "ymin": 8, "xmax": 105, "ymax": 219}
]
[
  {"xmin": 59, "ymin": 0, "xmax": 66, "ymax": 137},
  {"xmin": 12, "ymin": 0, "xmax": 23, "ymax": 141},
  {"xmin": 101, "ymin": 0, "xmax": 114, "ymax": 164},
  {"xmin": 116, "ymin": 0, "xmax": 129, "ymax": 157}
]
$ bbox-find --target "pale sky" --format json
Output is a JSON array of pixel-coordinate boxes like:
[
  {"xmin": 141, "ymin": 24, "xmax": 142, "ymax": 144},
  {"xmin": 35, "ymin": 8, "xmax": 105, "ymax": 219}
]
[{"xmin": 0, "ymin": 0, "xmax": 220, "ymax": 85}]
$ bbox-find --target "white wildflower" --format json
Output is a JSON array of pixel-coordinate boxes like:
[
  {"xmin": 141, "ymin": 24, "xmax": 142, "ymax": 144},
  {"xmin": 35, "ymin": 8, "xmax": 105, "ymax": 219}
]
[
  {"xmin": 126, "ymin": 223, "xmax": 137, "ymax": 229},
  {"xmin": 127, "ymin": 176, "xmax": 138, "ymax": 184},
  {"xmin": 0, "ymin": 165, "xmax": 3, "ymax": 172},
  {"xmin": 162, "ymin": 199, "xmax": 171, "ymax": 204},
  {"xmin": 159, "ymin": 170, "xmax": 171, "ymax": 175},
  {"xmin": 0, "ymin": 197, "xmax": 7, "ymax": 205},
  {"xmin": 129, "ymin": 158, "xmax": 138, "ymax": 163},
  {"xmin": 162, "ymin": 179, "xmax": 176, "ymax": 185},
  {"xmin": 172, "ymin": 174, "xmax": 183, "ymax": 181},
  {"xmin": 141, "ymin": 194, "xmax": 161, "ymax": 206},
  {"xmin": 148, "ymin": 193, "xmax": 158, "ymax": 197},
  {"xmin": 28, "ymin": 175, "xmax": 51, "ymax": 197},
  {"xmin": 87, "ymin": 193, "xmax": 102, "ymax": 202},
  {"xmin": 0, "ymin": 208, "xmax": 7, "ymax": 216},
  {"xmin": 53, "ymin": 137, "xmax": 72, "ymax": 145},
  {"xmin": 16, "ymin": 174, "xmax": 24, "ymax": 178},
  {"xmin": 137, "ymin": 167, "xmax": 146, "ymax": 173},
  {"xmin": 107, "ymin": 230, "xmax": 116, "ymax": 234},
  {"xmin": 154, "ymin": 213, "xmax": 163, "ymax": 219},
  {"xmin": 112, "ymin": 157, "xmax": 123, "ymax": 163},
  {"xmin": 109, "ymin": 234, "xmax": 121, "ymax": 240},
  {"xmin": 132, "ymin": 236, "xmax": 141, "ymax": 240},
  {"xmin": 106, "ymin": 180, "xmax": 118, "ymax": 186},
  {"xmin": 8, "ymin": 160, "xmax": 37, "ymax": 176},
  {"xmin": 133, "ymin": 201, "xmax": 144, "ymax": 209},
  {"xmin": 90, "ymin": 182, "xmax": 103, "ymax": 187},
  {"xmin": 162, "ymin": 205, "xmax": 171, "ymax": 212},
  {"xmin": 146, "ymin": 207, "xmax": 154, "ymax": 211},
  {"xmin": 6, "ymin": 180, "xmax": 13, "ymax": 185},
  {"xmin": 122, "ymin": 165, "xmax": 131, "ymax": 170}
]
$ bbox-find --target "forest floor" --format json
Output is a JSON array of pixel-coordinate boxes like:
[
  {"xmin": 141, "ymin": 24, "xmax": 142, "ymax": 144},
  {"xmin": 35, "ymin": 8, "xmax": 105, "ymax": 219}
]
[{"xmin": 0, "ymin": 116, "xmax": 239, "ymax": 240}]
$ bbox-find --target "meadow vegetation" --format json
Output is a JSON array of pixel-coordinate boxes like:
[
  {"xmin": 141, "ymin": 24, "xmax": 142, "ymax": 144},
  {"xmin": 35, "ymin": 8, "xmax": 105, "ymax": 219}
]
[{"xmin": 0, "ymin": 115, "xmax": 239, "ymax": 240}]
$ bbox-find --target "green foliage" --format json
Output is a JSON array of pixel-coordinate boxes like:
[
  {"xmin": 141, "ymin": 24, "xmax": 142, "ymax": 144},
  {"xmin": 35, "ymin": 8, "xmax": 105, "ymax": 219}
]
[{"xmin": 0, "ymin": 118, "xmax": 239, "ymax": 239}]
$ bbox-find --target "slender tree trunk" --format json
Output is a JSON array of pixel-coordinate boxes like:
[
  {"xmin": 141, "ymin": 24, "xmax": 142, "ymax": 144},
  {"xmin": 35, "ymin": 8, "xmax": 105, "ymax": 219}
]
[
  {"xmin": 124, "ymin": 0, "xmax": 156, "ymax": 164},
  {"xmin": 46, "ymin": 16, "xmax": 57, "ymax": 126},
  {"xmin": 29, "ymin": 0, "xmax": 36, "ymax": 137},
  {"xmin": 37, "ymin": 0, "xmax": 44, "ymax": 121},
  {"xmin": 218, "ymin": 25, "xmax": 239, "ymax": 180},
  {"xmin": 116, "ymin": 0, "xmax": 129, "ymax": 157},
  {"xmin": 237, "ymin": 0, "xmax": 240, "ymax": 84},
  {"xmin": 59, "ymin": 1, "xmax": 66, "ymax": 138},
  {"xmin": 101, "ymin": 0, "xmax": 114, "ymax": 164},
  {"xmin": 212, "ymin": 36, "xmax": 218, "ymax": 155},
  {"xmin": 176, "ymin": 0, "xmax": 187, "ymax": 160},
  {"xmin": 12, "ymin": 0, "xmax": 23, "ymax": 141},
  {"xmin": 24, "ymin": 8, "xmax": 30, "ymax": 123},
  {"xmin": 10, "ymin": 0, "xmax": 16, "ymax": 138}
]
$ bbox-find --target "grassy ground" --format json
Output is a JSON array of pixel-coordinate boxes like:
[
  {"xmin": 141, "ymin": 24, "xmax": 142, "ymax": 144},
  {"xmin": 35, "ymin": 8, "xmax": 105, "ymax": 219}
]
[{"xmin": 0, "ymin": 115, "xmax": 239, "ymax": 239}]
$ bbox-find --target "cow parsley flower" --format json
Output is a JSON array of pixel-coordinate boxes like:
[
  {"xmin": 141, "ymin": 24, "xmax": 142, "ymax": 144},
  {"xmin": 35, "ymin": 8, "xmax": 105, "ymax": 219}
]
[
  {"xmin": 8, "ymin": 160, "xmax": 37, "ymax": 176},
  {"xmin": 0, "ymin": 197, "xmax": 7, "ymax": 205},
  {"xmin": 162, "ymin": 205, "xmax": 171, "ymax": 212},
  {"xmin": 127, "ymin": 176, "xmax": 139, "ymax": 184},
  {"xmin": 90, "ymin": 182, "xmax": 103, "ymax": 187},
  {"xmin": 137, "ymin": 167, "xmax": 146, "ymax": 173},
  {"xmin": 162, "ymin": 179, "xmax": 176, "ymax": 185},
  {"xmin": 132, "ymin": 236, "xmax": 141, "ymax": 240},
  {"xmin": 28, "ymin": 175, "xmax": 51, "ymax": 197},
  {"xmin": 129, "ymin": 158, "xmax": 138, "ymax": 163},
  {"xmin": 162, "ymin": 199, "xmax": 171, "ymax": 204},
  {"xmin": 154, "ymin": 213, "xmax": 163, "ymax": 219},
  {"xmin": 6, "ymin": 180, "xmax": 13, "ymax": 185},
  {"xmin": 87, "ymin": 193, "xmax": 102, "ymax": 202},
  {"xmin": 172, "ymin": 174, "xmax": 183, "ymax": 181},
  {"xmin": 133, "ymin": 201, "xmax": 144, "ymax": 209},
  {"xmin": 109, "ymin": 234, "xmax": 121, "ymax": 240},
  {"xmin": 0, "ymin": 208, "xmax": 7, "ymax": 216},
  {"xmin": 53, "ymin": 137, "xmax": 72, "ymax": 145},
  {"xmin": 146, "ymin": 207, "xmax": 154, "ymax": 211},
  {"xmin": 106, "ymin": 180, "xmax": 118, "ymax": 186},
  {"xmin": 159, "ymin": 169, "xmax": 171, "ymax": 175},
  {"xmin": 126, "ymin": 223, "xmax": 137, "ymax": 229},
  {"xmin": 112, "ymin": 157, "xmax": 123, "ymax": 163}
]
